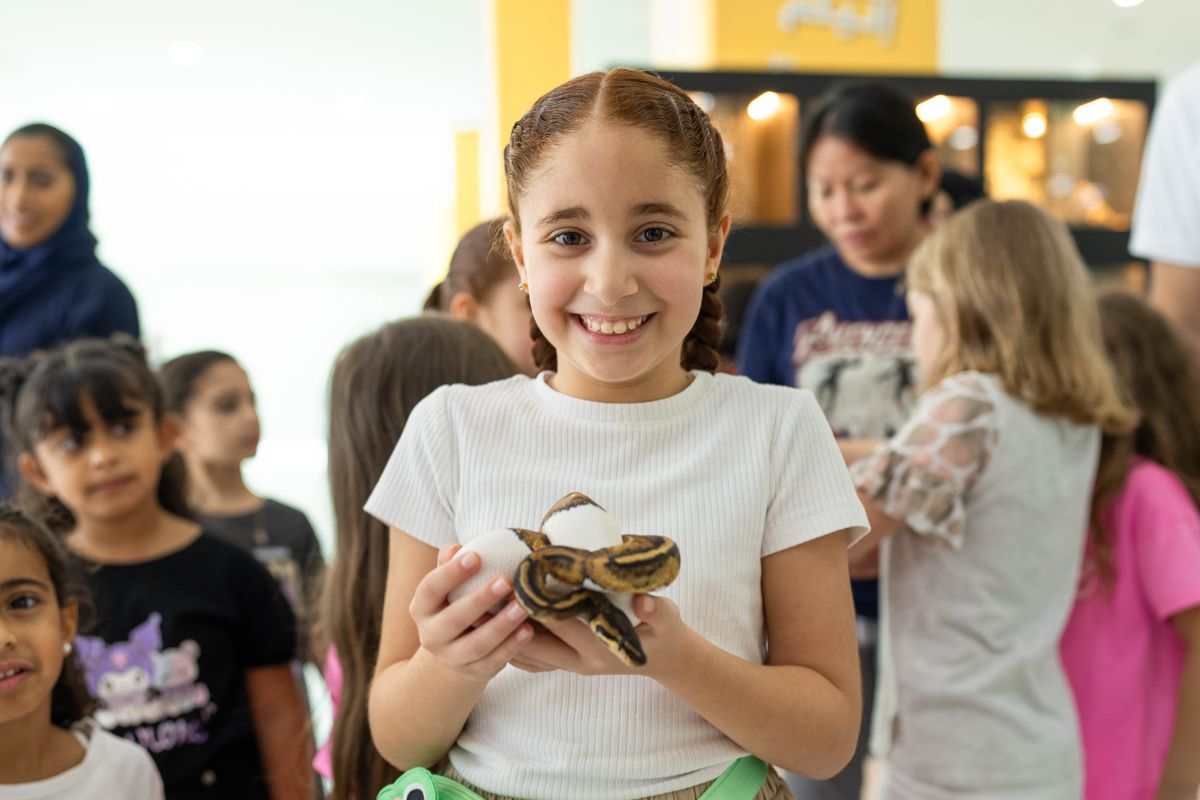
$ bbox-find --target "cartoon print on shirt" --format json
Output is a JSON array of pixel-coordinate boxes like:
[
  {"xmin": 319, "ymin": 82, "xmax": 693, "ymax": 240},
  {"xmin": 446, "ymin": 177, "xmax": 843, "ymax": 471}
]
[
  {"xmin": 793, "ymin": 311, "xmax": 918, "ymax": 438},
  {"xmin": 75, "ymin": 612, "xmax": 215, "ymax": 752}
]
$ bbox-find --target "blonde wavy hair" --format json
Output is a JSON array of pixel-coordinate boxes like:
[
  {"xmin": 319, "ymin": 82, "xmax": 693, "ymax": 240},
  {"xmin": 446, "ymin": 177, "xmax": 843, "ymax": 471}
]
[{"xmin": 907, "ymin": 199, "xmax": 1132, "ymax": 432}]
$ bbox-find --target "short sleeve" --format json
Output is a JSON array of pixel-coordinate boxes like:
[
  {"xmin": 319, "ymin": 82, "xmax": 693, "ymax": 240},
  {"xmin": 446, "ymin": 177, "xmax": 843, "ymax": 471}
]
[
  {"xmin": 762, "ymin": 390, "xmax": 869, "ymax": 555},
  {"xmin": 736, "ymin": 281, "xmax": 786, "ymax": 385},
  {"xmin": 229, "ymin": 546, "xmax": 297, "ymax": 668},
  {"xmin": 850, "ymin": 373, "xmax": 998, "ymax": 549},
  {"xmin": 1128, "ymin": 465, "xmax": 1200, "ymax": 621},
  {"xmin": 1130, "ymin": 66, "xmax": 1200, "ymax": 266},
  {"xmin": 364, "ymin": 388, "xmax": 459, "ymax": 547}
]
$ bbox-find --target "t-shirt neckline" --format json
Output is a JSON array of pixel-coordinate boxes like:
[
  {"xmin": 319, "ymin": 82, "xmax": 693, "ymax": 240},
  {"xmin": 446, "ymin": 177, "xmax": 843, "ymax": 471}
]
[{"xmin": 529, "ymin": 370, "xmax": 714, "ymax": 423}]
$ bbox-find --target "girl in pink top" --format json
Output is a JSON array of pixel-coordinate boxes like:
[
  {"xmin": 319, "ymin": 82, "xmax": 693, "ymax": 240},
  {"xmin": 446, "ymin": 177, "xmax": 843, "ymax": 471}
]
[{"xmin": 1061, "ymin": 291, "xmax": 1200, "ymax": 800}]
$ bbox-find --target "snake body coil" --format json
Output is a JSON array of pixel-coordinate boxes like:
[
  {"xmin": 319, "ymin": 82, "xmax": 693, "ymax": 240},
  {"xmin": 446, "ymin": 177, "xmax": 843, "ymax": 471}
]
[{"xmin": 511, "ymin": 493, "xmax": 680, "ymax": 667}]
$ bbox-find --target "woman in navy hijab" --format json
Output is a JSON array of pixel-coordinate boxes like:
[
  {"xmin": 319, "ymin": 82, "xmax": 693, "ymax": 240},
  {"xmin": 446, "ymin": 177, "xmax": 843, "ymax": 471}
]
[
  {"xmin": 0, "ymin": 123, "xmax": 139, "ymax": 353},
  {"xmin": 0, "ymin": 122, "xmax": 140, "ymax": 496}
]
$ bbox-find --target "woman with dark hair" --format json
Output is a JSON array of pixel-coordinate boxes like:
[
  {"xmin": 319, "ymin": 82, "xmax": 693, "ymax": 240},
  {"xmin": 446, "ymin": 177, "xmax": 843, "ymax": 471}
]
[
  {"xmin": 0, "ymin": 123, "xmax": 140, "ymax": 499},
  {"xmin": 0, "ymin": 123, "xmax": 139, "ymax": 355},
  {"xmin": 736, "ymin": 82, "xmax": 940, "ymax": 800}
]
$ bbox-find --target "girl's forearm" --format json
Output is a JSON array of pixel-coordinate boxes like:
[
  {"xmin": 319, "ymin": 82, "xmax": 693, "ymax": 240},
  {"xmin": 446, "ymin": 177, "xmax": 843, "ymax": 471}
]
[
  {"xmin": 649, "ymin": 629, "xmax": 859, "ymax": 778},
  {"xmin": 1157, "ymin": 643, "xmax": 1200, "ymax": 799},
  {"xmin": 368, "ymin": 646, "xmax": 489, "ymax": 769}
]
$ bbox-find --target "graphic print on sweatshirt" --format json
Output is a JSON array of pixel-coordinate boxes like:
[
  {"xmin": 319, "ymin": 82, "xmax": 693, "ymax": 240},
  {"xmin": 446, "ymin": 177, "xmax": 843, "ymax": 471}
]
[
  {"xmin": 75, "ymin": 612, "xmax": 216, "ymax": 752},
  {"xmin": 793, "ymin": 311, "xmax": 917, "ymax": 439}
]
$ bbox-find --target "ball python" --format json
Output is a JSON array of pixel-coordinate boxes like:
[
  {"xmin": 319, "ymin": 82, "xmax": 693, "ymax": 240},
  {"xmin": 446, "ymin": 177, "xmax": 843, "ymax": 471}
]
[{"xmin": 450, "ymin": 492, "xmax": 680, "ymax": 667}]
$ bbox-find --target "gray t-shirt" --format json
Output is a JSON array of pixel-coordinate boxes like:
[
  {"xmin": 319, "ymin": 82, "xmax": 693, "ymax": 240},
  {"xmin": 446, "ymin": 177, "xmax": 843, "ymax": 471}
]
[{"xmin": 852, "ymin": 372, "xmax": 1096, "ymax": 799}]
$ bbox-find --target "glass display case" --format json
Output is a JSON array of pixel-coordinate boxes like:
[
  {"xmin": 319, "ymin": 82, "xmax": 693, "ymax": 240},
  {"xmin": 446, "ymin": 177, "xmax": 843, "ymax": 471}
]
[{"xmin": 657, "ymin": 69, "xmax": 1156, "ymax": 272}]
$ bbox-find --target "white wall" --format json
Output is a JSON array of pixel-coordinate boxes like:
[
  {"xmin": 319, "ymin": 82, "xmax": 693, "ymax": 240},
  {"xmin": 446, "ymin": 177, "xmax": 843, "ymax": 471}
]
[
  {"xmin": 940, "ymin": 0, "xmax": 1200, "ymax": 85},
  {"xmin": 1, "ymin": 0, "xmax": 491, "ymax": 550}
]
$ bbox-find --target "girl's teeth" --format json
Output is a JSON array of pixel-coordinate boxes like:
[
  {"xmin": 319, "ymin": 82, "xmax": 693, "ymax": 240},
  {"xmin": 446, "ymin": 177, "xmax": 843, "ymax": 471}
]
[
  {"xmin": 584, "ymin": 316, "xmax": 644, "ymax": 335},
  {"xmin": 0, "ymin": 668, "xmax": 20, "ymax": 679}
]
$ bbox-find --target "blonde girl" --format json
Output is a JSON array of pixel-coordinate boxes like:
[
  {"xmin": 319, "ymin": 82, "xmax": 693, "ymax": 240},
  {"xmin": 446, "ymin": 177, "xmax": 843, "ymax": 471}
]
[{"xmin": 849, "ymin": 199, "xmax": 1132, "ymax": 799}]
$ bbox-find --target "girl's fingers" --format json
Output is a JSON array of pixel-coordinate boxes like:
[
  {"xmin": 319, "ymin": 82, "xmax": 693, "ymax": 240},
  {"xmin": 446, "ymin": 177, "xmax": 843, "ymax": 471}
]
[
  {"xmin": 424, "ymin": 576, "xmax": 517, "ymax": 646},
  {"xmin": 409, "ymin": 550, "xmax": 482, "ymax": 619},
  {"xmin": 437, "ymin": 543, "xmax": 463, "ymax": 567},
  {"xmin": 441, "ymin": 600, "xmax": 529, "ymax": 665},
  {"xmin": 518, "ymin": 627, "xmax": 584, "ymax": 671}
]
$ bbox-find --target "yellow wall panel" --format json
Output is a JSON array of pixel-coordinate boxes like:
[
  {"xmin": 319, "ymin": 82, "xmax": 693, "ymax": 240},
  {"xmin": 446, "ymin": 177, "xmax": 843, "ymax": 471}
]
[
  {"xmin": 455, "ymin": 130, "xmax": 481, "ymax": 237},
  {"xmin": 494, "ymin": 0, "xmax": 571, "ymax": 161},
  {"xmin": 713, "ymin": 0, "xmax": 937, "ymax": 74}
]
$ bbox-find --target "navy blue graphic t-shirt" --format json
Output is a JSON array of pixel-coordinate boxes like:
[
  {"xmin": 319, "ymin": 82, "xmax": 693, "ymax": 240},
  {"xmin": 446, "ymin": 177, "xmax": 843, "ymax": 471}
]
[
  {"xmin": 74, "ymin": 532, "xmax": 296, "ymax": 799},
  {"xmin": 737, "ymin": 246, "xmax": 918, "ymax": 619}
]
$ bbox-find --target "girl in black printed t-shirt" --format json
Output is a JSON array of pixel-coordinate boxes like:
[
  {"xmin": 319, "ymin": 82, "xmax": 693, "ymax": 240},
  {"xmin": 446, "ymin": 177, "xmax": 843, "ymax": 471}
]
[{"xmin": 0, "ymin": 335, "xmax": 312, "ymax": 800}]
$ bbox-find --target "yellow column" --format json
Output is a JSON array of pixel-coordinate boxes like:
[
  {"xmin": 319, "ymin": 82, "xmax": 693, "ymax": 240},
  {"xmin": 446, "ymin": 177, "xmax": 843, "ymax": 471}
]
[
  {"xmin": 493, "ymin": 0, "xmax": 571, "ymax": 208},
  {"xmin": 454, "ymin": 130, "xmax": 481, "ymax": 237},
  {"xmin": 712, "ymin": 0, "xmax": 937, "ymax": 74}
]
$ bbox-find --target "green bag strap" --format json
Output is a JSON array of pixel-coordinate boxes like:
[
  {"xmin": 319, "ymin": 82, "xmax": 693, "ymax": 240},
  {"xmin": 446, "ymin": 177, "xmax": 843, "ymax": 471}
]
[
  {"xmin": 378, "ymin": 756, "xmax": 768, "ymax": 800},
  {"xmin": 697, "ymin": 755, "xmax": 769, "ymax": 800}
]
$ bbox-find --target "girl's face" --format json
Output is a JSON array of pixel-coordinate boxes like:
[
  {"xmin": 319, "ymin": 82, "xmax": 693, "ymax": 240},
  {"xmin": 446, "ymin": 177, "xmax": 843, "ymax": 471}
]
[
  {"xmin": 0, "ymin": 539, "xmax": 78, "ymax": 728},
  {"xmin": 806, "ymin": 135, "xmax": 938, "ymax": 276},
  {"xmin": 474, "ymin": 284, "xmax": 537, "ymax": 376},
  {"xmin": 507, "ymin": 120, "xmax": 729, "ymax": 403},
  {"xmin": 907, "ymin": 289, "xmax": 947, "ymax": 377},
  {"xmin": 20, "ymin": 395, "xmax": 177, "ymax": 525},
  {"xmin": 177, "ymin": 361, "xmax": 261, "ymax": 466},
  {"xmin": 0, "ymin": 136, "xmax": 76, "ymax": 250}
]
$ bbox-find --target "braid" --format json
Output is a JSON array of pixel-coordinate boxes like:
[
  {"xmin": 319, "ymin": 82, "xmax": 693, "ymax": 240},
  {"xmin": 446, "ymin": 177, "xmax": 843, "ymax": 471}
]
[
  {"xmin": 531, "ymin": 316, "xmax": 557, "ymax": 373},
  {"xmin": 681, "ymin": 279, "xmax": 723, "ymax": 372}
]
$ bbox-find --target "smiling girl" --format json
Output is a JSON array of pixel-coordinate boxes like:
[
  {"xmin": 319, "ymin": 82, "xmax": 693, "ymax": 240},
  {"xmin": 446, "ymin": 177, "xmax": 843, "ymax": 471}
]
[
  {"xmin": 366, "ymin": 69, "xmax": 868, "ymax": 800},
  {"xmin": 0, "ymin": 504, "xmax": 162, "ymax": 798}
]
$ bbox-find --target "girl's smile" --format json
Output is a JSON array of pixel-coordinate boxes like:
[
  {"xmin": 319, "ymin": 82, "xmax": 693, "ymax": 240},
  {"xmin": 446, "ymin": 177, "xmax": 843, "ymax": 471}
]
[{"xmin": 0, "ymin": 660, "xmax": 34, "ymax": 692}]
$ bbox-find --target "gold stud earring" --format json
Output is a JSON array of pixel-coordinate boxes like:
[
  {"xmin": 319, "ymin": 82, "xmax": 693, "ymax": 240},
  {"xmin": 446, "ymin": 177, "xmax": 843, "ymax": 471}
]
[
  {"xmin": 706, "ymin": 272, "xmax": 719, "ymax": 284},
  {"xmin": 518, "ymin": 281, "xmax": 529, "ymax": 293}
]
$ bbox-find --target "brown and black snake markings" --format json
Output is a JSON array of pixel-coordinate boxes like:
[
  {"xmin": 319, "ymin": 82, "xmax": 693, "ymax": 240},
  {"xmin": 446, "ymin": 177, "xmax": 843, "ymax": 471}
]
[{"xmin": 511, "ymin": 493, "xmax": 680, "ymax": 667}]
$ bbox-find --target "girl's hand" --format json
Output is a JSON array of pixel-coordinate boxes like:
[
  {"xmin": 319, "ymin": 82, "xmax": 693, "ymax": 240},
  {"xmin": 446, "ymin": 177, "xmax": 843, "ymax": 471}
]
[
  {"xmin": 408, "ymin": 544, "xmax": 532, "ymax": 682},
  {"xmin": 517, "ymin": 594, "xmax": 693, "ymax": 678}
]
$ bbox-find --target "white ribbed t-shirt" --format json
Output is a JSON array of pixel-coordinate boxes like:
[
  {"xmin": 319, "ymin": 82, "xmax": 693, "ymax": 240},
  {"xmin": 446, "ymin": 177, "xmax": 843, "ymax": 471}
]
[
  {"xmin": 1, "ymin": 721, "xmax": 163, "ymax": 799},
  {"xmin": 366, "ymin": 371, "xmax": 867, "ymax": 800}
]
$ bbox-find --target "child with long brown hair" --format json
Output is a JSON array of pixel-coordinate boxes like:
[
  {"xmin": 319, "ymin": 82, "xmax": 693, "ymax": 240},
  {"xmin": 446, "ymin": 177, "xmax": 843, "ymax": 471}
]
[
  {"xmin": 367, "ymin": 68, "xmax": 868, "ymax": 799},
  {"xmin": 316, "ymin": 315, "xmax": 518, "ymax": 800},
  {"xmin": 848, "ymin": 200, "xmax": 1133, "ymax": 798},
  {"xmin": 1060, "ymin": 291, "xmax": 1200, "ymax": 800}
]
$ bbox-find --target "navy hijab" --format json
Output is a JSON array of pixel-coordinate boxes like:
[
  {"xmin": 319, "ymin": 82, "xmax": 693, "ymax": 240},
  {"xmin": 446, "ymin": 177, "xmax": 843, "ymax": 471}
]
[{"xmin": 0, "ymin": 123, "xmax": 103, "ymax": 321}]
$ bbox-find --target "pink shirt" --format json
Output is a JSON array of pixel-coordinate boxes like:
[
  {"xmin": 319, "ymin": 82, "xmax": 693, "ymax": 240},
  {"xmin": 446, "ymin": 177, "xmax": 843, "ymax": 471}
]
[
  {"xmin": 313, "ymin": 646, "xmax": 342, "ymax": 781},
  {"xmin": 1061, "ymin": 459, "xmax": 1200, "ymax": 800}
]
